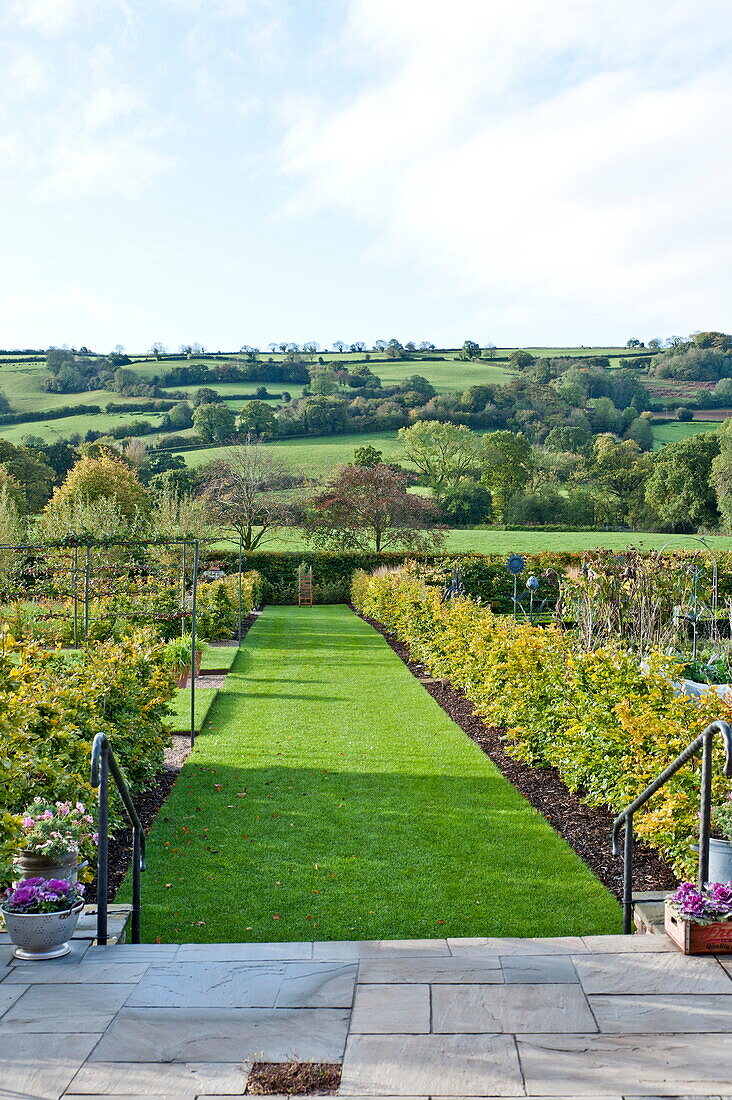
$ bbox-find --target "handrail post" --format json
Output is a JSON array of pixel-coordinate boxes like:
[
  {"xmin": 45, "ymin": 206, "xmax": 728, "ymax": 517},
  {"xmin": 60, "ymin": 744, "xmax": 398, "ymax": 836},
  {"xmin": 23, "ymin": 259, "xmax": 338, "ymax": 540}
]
[
  {"xmin": 699, "ymin": 726, "xmax": 714, "ymax": 887},
  {"xmin": 132, "ymin": 826, "xmax": 142, "ymax": 943},
  {"xmin": 622, "ymin": 816, "xmax": 634, "ymax": 935},
  {"xmin": 96, "ymin": 741, "xmax": 109, "ymax": 946}
]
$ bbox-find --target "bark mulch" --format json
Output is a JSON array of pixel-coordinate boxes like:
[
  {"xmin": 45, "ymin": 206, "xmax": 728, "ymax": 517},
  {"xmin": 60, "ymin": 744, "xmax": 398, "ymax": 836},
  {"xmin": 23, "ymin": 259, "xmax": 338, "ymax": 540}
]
[
  {"xmin": 247, "ymin": 1062, "xmax": 341, "ymax": 1095},
  {"xmin": 96, "ymin": 615, "xmax": 258, "ymax": 901},
  {"xmin": 357, "ymin": 610, "xmax": 678, "ymax": 902}
]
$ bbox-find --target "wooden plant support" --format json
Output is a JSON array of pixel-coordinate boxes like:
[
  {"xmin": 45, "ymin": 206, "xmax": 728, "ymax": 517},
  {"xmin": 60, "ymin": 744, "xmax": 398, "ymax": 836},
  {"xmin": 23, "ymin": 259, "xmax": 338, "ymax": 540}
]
[{"xmin": 297, "ymin": 566, "xmax": 313, "ymax": 607}]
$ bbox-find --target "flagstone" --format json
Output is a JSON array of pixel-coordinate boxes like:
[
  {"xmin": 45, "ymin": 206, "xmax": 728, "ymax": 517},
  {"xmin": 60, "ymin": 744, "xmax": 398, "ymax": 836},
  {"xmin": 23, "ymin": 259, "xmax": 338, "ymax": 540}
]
[{"xmin": 432, "ymin": 983, "xmax": 596, "ymax": 1034}]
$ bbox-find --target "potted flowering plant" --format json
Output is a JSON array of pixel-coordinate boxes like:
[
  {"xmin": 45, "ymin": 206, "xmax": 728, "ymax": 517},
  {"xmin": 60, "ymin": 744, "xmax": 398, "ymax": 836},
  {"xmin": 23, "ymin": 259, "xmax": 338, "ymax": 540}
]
[
  {"xmin": 665, "ymin": 881, "xmax": 732, "ymax": 953},
  {"xmin": 1, "ymin": 877, "xmax": 85, "ymax": 959},
  {"xmin": 15, "ymin": 799, "xmax": 97, "ymax": 885},
  {"xmin": 165, "ymin": 634, "xmax": 203, "ymax": 687}
]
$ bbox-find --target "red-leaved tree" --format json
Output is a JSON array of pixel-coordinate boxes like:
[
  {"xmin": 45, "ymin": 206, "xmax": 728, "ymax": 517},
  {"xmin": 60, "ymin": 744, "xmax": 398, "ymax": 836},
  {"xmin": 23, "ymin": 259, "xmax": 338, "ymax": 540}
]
[{"xmin": 303, "ymin": 463, "xmax": 445, "ymax": 552}]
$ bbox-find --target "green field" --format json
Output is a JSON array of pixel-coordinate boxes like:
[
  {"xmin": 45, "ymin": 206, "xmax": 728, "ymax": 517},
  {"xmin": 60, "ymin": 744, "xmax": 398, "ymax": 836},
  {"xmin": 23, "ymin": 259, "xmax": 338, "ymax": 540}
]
[
  {"xmin": 236, "ymin": 526, "xmax": 732, "ymax": 554},
  {"xmin": 652, "ymin": 419, "xmax": 720, "ymax": 449},
  {"xmin": 178, "ymin": 430, "xmax": 407, "ymax": 475},
  {"xmin": 130, "ymin": 605, "xmax": 620, "ymax": 942}
]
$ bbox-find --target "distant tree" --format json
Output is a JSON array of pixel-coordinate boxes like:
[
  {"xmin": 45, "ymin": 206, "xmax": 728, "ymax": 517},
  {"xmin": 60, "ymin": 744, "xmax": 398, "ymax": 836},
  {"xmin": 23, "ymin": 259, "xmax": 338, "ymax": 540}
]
[
  {"xmin": 544, "ymin": 425, "xmax": 592, "ymax": 455},
  {"xmin": 239, "ymin": 345, "xmax": 260, "ymax": 362},
  {"xmin": 459, "ymin": 340, "xmax": 481, "ymax": 360},
  {"xmin": 645, "ymin": 433, "xmax": 720, "ymax": 531},
  {"xmin": 439, "ymin": 483, "xmax": 492, "ymax": 526},
  {"xmin": 676, "ymin": 407, "xmax": 694, "ymax": 422},
  {"xmin": 302, "ymin": 341, "xmax": 319, "ymax": 358},
  {"xmin": 692, "ymin": 331, "xmax": 732, "ymax": 351},
  {"xmin": 353, "ymin": 445, "xmax": 384, "ymax": 467},
  {"xmin": 647, "ymin": 338, "xmax": 662, "ymax": 351},
  {"xmin": 201, "ymin": 441, "xmax": 300, "ymax": 550},
  {"xmin": 508, "ymin": 349, "xmax": 536, "ymax": 369},
  {"xmin": 349, "ymin": 341, "xmax": 367, "ymax": 353},
  {"xmin": 483, "ymin": 343, "xmax": 497, "ymax": 359},
  {"xmin": 303, "ymin": 464, "xmax": 444, "ymax": 553},
  {"xmin": 373, "ymin": 340, "xmax": 387, "ymax": 352},
  {"xmin": 398, "ymin": 421, "xmax": 481, "ymax": 493},
  {"xmin": 625, "ymin": 415, "xmax": 653, "ymax": 451},
  {"xmin": 626, "ymin": 338, "xmax": 643, "ymax": 348},
  {"xmin": 385, "ymin": 339, "xmax": 405, "ymax": 359},
  {"xmin": 480, "ymin": 431, "xmax": 533, "ymax": 519},
  {"xmin": 166, "ymin": 401, "xmax": 194, "ymax": 430},
  {"xmin": 193, "ymin": 403, "xmax": 237, "ymax": 443},
  {"xmin": 299, "ymin": 396, "xmax": 349, "ymax": 435},
  {"xmin": 113, "ymin": 367, "xmax": 140, "ymax": 393},
  {"xmin": 239, "ymin": 400, "xmax": 277, "ymax": 438},
  {"xmin": 0, "ymin": 390, "xmax": 11, "ymax": 414},
  {"xmin": 418, "ymin": 341, "xmax": 436, "ymax": 352},
  {"xmin": 0, "ymin": 441, "xmax": 56, "ymax": 512},
  {"xmin": 25, "ymin": 439, "xmax": 78, "ymax": 484},
  {"xmin": 405, "ymin": 341, "xmax": 416, "ymax": 352},
  {"xmin": 401, "ymin": 374, "xmax": 436, "ymax": 399},
  {"xmin": 148, "ymin": 342, "xmax": 167, "ymax": 357},
  {"xmin": 332, "ymin": 340, "xmax": 346, "ymax": 353},
  {"xmin": 138, "ymin": 451, "xmax": 188, "ymax": 486},
  {"xmin": 193, "ymin": 387, "xmax": 222, "ymax": 406},
  {"xmin": 309, "ymin": 367, "xmax": 339, "ymax": 396}
]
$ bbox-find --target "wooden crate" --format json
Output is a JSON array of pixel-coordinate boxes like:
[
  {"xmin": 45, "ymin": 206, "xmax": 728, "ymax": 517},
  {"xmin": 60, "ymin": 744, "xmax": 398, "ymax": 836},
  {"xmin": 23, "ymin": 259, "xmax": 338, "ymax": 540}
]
[{"xmin": 664, "ymin": 904, "xmax": 732, "ymax": 954}]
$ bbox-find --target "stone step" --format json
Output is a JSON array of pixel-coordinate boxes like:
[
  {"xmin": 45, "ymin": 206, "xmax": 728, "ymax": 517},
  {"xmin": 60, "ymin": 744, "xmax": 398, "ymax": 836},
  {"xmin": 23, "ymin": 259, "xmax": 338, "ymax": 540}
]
[
  {"xmin": 73, "ymin": 903, "xmax": 132, "ymax": 945},
  {"xmin": 632, "ymin": 890, "xmax": 669, "ymax": 934}
]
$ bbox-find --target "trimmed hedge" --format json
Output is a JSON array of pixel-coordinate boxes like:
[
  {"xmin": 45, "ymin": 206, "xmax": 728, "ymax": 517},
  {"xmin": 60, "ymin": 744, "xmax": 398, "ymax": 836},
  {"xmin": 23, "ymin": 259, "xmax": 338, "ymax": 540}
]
[{"xmin": 352, "ymin": 566, "xmax": 732, "ymax": 877}]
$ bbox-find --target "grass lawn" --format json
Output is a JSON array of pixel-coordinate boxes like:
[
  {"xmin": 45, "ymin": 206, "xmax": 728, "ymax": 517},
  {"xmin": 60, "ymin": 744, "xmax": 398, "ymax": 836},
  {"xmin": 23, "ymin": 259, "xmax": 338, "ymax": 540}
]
[
  {"xmin": 178, "ymin": 430, "xmax": 407, "ymax": 475},
  {"xmin": 166, "ymin": 686, "xmax": 218, "ymax": 733},
  {"xmin": 201, "ymin": 644, "xmax": 238, "ymax": 672},
  {"xmin": 652, "ymin": 419, "xmax": 720, "ymax": 449},
  {"xmin": 206, "ymin": 526, "xmax": 732, "ymax": 554},
  {"xmin": 131, "ymin": 605, "xmax": 620, "ymax": 942}
]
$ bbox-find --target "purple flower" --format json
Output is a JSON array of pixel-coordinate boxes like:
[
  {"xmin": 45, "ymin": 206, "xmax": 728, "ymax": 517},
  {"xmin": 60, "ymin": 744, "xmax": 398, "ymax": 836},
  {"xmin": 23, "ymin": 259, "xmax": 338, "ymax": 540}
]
[{"xmin": 668, "ymin": 881, "xmax": 732, "ymax": 925}]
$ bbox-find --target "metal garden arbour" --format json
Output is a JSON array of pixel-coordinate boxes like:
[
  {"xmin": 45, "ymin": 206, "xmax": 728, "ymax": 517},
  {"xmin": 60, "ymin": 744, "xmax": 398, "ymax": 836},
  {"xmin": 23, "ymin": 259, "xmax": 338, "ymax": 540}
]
[{"xmin": 0, "ymin": 537, "xmax": 204, "ymax": 746}]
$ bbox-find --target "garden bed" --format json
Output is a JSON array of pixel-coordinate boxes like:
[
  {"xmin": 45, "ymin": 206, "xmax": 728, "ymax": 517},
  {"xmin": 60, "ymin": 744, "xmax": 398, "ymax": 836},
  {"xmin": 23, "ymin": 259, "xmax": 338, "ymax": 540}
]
[{"xmin": 357, "ymin": 609, "xmax": 678, "ymax": 902}]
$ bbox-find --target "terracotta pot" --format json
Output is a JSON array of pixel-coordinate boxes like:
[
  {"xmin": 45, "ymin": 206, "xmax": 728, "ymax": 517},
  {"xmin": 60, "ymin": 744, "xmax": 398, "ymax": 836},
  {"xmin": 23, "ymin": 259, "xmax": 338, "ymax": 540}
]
[
  {"xmin": 14, "ymin": 848, "xmax": 80, "ymax": 887},
  {"xmin": 176, "ymin": 650, "xmax": 202, "ymax": 687},
  {"xmin": 2, "ymin": 901, "xmax": 84, "ymax": 960}
]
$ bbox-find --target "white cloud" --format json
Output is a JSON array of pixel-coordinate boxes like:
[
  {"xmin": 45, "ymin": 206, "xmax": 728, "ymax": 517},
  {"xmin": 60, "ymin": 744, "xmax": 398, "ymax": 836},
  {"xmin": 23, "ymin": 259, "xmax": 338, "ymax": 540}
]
[{"xmin": 279, "ymin": 0, "xmax": 732, "ymax": 341}]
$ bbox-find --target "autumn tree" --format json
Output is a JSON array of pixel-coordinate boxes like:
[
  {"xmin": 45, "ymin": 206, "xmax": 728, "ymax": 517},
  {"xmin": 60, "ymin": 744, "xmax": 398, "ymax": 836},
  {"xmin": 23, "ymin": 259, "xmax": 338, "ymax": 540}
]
[
  {"xmin": 45, "ymin": 450, "xmax": 150, "ymax": 521},
  {"xmin": 201, "ymin": 440, "xmax": 300, "ymax": 550},
  {"xmin": 303, "ymin": 463, "xmax": 444, "ymax": 552}
]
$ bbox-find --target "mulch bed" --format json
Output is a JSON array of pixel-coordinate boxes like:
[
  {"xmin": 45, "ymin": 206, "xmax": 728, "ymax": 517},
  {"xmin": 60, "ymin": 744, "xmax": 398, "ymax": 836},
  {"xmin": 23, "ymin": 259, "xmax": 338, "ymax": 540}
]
[
  {"xmin": 247, "ymin": 1062, "xmax": 341, "ymax": 1095},
  {"xmin": 356, "ymin": 610, "xmax": 678, "ymax": 901},
  {"xmin": 93, "ymin": 615, "xmax": 258, "ymax": 901}
]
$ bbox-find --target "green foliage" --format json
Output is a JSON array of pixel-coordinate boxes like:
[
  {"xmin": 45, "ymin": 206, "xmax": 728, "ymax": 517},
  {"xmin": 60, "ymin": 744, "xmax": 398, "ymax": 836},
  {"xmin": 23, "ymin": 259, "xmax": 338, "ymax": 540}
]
[
  {"xmin": 645, "ymin": 432, "xmax": 721, "ymax": 531},
  {"xmin": 193, "ymin": 402, "xmax": 237, "ymax": 443},
  {"xmin": 352, "ymin": 567, "xmax": 732, "ymax": 877},
  {"xmin": 0, "ymin": 630, "xmax": 176, "ymax": 886}
]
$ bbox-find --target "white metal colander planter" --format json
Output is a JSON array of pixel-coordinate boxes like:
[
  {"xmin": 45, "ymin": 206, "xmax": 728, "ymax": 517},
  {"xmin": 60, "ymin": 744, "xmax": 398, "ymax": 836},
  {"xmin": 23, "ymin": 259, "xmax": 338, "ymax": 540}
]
[{"xmin": 1, "ymin": 901, "xmax": 84, "ymax": 960}]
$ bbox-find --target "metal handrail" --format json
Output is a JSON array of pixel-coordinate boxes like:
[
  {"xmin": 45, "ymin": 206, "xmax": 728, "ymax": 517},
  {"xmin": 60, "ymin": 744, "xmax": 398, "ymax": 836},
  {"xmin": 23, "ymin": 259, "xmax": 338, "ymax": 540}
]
[
  {"xmin": 90, "ymin": 733, "xmax": 146, "ymax": 945},
  {"xmin": 612, "ymin": 720, "xmax": 732, "ymax": 934}
]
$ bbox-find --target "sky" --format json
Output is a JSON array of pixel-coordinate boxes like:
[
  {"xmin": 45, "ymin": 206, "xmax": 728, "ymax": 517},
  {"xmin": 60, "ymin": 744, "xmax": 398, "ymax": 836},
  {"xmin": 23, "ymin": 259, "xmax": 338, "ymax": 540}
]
[{"xmin": 1, "ymin": 0, "xmax": 731, "ymax": 352}]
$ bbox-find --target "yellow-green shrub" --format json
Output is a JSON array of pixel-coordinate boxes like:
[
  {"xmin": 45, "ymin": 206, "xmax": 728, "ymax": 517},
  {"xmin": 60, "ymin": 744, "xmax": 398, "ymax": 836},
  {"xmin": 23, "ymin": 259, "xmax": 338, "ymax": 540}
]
[
  {"xmin": 352, "ymin": 567, "xmax": 732, "ymax": 876},
  {"xmin": 0, "ymin": 629, "xmax": 176, "ymax": 886}
]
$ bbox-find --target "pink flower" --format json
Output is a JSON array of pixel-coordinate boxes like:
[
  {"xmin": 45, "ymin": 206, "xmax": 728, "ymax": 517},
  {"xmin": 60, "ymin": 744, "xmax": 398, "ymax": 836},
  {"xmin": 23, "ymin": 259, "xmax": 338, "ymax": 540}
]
[{"xmin": 21, "ymin": 816, "xmax": 33, "ymax": 828}]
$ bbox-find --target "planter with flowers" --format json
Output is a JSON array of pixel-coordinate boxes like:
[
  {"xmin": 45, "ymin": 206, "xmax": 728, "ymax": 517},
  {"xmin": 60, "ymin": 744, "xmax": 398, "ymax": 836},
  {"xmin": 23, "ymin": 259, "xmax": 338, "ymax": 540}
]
[
  {"xmin": 14, "ymin": 799, "xmax": 97, "ymax": 885},
  {"xmin": 165, "ymin": 634, "xmax": 203, "ymax": 687},
  {"xmin": 1, "ymin": 878, "xmax": 85, "ymax": 959},
  {"xmin": 665, "ymin": 882, "xmax": 732, "ymax": 954}
]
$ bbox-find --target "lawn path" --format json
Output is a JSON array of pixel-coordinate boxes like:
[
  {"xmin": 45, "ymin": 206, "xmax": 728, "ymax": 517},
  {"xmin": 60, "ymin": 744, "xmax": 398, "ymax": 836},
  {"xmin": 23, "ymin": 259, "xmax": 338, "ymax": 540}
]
[{"xmin": 135, "ymin": 605, "xmax": 620, "ymax": 942}]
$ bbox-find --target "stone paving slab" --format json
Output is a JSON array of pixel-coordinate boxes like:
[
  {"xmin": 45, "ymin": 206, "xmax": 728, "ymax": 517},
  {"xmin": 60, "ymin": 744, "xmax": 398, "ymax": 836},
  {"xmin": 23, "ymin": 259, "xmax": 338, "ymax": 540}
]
[
  {"xmin": 65, "ymin": 1059, "xmax": 250, "ymax": 1095},
  {"xmin": 313, "ymin": 939, "xmax": 451, "ymax": 960},
  {"xmin": 175, "ymin": 942, "xmax": 313, "ymax": 962},
  {"xmin": 358, "ymin": 957, "xmax": 502, "ymax": 984},
  {"xmin": 340, "ymin": 1032, "xmax": 524, "ymax": 1096},
  {"xmin": 350, "ymin": 983, "xmax": 431, "ymax": 1033},
  {"xmin": 517, "ymin": 1032, "xmax": 732, "ymax": 1095},
  {"xmin": 0, "ymin": 980, "xmax": 27, "ymax": 1016},
  {"xmin": 90, "ymin": 1006, "xmax": 350, "ymax": 1063},
  {"xmin": 590, "ymin": 992, "xmax": 732, "ymax": 1032},
  {"xmin": 431, "ymin": 983, "xmax": 597, "ymax": 1034},
  {"xmin": 0, "ymin": 1031, "xmax": 101, "ymax": 1100},
  {"xmin": 501, "ymin": 956, "xmax": 579, "ymax": 984},
  {"xmin": 275, "ymin": 961, "xmax": 358, "ymax": 1008},
  {"xmin": 448, "ymin": 936, "xmax": 586, "ymax": 956},
  {"xmin": 3, "ymin": 959, "xmax": 152, "ymax": 984},
  {"xmin": 0, "ymin": 982, "xmax": 135, "ymax": 1032},
  {"xmin": 579, "ymin": 934, "xmax": 675, "ymax": 953},
  {"xmin": 573, "ymin": 952, "xmax": 732, "ymax": 995}
]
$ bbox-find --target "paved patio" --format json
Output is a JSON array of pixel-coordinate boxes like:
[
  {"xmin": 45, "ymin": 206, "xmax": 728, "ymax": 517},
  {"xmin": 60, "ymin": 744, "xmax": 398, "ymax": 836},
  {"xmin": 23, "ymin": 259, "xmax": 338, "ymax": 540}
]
[{"xmin": 2, "ymin": 933, "xmax": 732, "ymax": 1098}]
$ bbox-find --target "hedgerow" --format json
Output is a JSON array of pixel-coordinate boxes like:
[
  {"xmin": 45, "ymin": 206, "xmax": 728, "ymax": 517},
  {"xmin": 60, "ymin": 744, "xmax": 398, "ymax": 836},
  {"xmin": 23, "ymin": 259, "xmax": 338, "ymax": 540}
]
[
  {"xmin": 0, "ymin": 630, "xmax": 175, "ymax": 886},
  {"xmin": 352, "ymin": 567, "xmax": 732, "ymax": 876}
]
